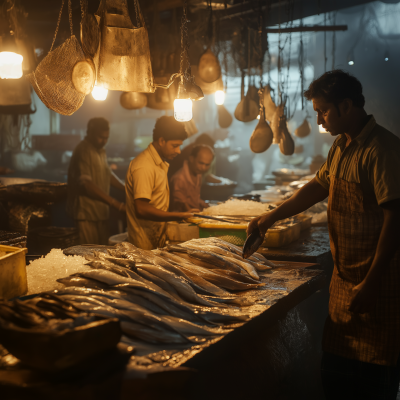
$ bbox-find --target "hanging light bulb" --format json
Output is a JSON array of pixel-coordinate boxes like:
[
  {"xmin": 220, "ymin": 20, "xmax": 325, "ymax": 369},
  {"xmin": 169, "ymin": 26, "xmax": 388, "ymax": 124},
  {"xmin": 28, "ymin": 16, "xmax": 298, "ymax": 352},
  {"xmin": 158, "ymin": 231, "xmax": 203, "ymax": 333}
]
[
  {"xmin": 174, "ymin": 82, "xmax": 192, "ymax": 122},
  {"xmin": 92, "ymin": 83, "xmax": 108, "ymax": 101},
  {"xmin": 0, "ymin": 32, "xmax": 23, "ymax": 79},
  {"xmin": 347, "ymin": 50, "xmax": 355, "ymax": 66},
  {"xmin": 215, "ymin": 90, "xmax": 225, "ymax": 105},
  {"xmin": 319, "ymin": 124, "xmax": 327, "ymax": 133},
  {"xmin": 174, "ymin": 98, "xmax": 192, "ymax": 121},
  {"xmin": 384, "ymin": 51, "xmax": 389, "ymax": 62}
]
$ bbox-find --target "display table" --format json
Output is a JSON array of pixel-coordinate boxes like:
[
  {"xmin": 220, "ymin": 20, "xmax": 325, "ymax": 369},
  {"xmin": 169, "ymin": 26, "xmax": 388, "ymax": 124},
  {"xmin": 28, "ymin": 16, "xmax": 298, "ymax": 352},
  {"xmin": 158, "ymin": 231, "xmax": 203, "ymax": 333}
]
[{"xmin": 0, "ymin": 261, "xmax": 326, "ymax": 400}]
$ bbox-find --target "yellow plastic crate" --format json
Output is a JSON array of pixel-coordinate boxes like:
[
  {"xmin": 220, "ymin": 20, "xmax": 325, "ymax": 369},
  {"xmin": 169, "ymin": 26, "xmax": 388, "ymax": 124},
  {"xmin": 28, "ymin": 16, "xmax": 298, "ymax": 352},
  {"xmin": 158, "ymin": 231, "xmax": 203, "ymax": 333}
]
[
  {"xmin": 297, "ymin": 214, "xmax": 312, "ymax": 231},
  {"xmin": 0, "ymin": 245, "xmax": 28, "ymax": 299},
  {"xmin": 262, "ymin": 221, "xmax": 302, "ymax": 248}
]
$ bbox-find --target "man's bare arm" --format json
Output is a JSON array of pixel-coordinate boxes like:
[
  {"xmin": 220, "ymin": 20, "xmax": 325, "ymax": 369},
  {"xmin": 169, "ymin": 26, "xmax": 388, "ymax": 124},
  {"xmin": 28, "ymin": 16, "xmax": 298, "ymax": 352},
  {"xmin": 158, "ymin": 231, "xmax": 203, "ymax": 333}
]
[
  {"xmin": 247, "ymin": 178, "xmax": 329, "ymax": 237},
  {"xmin": 80, "ymin": 177, "xmax": 125, "ymax": 212},
  {"xmin": 110, "ymin": 171, "xmax": 125, "ymax": 191},
  {"xmin": 134, "ymin": 198, "xmax": 192, "ymax": 221},
  {"xmin": 349, "ymin": 199, "xmax": 400, "ymax": 313}
]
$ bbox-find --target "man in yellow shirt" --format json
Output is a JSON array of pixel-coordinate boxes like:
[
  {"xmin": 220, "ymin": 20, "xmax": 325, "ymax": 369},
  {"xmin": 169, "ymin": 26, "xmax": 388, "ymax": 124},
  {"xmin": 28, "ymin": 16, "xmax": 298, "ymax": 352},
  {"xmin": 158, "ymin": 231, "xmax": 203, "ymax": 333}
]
[
  {"xmin": 248, "ymin": 70, "xmax": 400, "ymax": 399},
  {"xmin": 125, "ymin": 116, "xmax": 193, "ymax": 250},
  {"xmin": 67, "ymin": 118, "xmax": 125, "ymax": 245}
]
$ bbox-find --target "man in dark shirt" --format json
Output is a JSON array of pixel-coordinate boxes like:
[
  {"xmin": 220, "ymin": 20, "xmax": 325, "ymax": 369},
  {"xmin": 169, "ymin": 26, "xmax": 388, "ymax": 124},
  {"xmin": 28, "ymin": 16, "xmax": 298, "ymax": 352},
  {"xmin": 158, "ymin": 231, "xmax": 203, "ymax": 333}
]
[{"xmin": 170, "ymin": 145, "xmax": 214, "ymax": 212}]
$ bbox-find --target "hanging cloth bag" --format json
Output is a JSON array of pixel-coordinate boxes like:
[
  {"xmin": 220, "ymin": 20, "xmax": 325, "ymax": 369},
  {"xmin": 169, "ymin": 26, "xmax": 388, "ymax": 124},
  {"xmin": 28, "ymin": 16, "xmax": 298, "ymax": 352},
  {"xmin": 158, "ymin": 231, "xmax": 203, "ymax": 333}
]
[
  {"xmin": 27, "ymin": 0, "xmax": 86, "ymax": 116},
  {"xmin": 94, "ymin": 0, "xmax": 155, "ymax": 93}
]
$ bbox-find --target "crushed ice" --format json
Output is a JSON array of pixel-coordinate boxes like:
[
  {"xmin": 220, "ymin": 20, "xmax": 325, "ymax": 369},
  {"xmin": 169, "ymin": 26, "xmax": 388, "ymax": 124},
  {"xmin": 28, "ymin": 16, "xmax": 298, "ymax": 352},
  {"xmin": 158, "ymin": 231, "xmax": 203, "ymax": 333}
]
[{"xmin": 26, "ymin": 249, "xmax": 91, "ymax": 295}]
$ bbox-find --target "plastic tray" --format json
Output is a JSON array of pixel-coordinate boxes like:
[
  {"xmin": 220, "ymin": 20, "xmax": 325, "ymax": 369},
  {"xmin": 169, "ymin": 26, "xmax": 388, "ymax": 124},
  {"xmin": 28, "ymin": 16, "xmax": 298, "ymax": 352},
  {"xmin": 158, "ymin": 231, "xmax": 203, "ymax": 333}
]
[
  {"xmin": 167, "ymin": 222, "xmax": 199, "ymax": 242},
  {"xmin": 0, "ymin": 245, "xmax": 28, "ymax": 299},
  {"xmin": 199, "ymin": 227, "xmax": 247, "ymax": 246}
]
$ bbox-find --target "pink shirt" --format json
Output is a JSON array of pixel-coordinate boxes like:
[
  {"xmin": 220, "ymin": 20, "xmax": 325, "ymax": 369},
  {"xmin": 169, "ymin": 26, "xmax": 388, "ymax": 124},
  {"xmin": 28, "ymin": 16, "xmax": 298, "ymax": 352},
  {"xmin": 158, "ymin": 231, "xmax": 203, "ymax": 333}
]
[{"xmin": 170, "ymin": 160, "xmax": 207, "ymax": 211}]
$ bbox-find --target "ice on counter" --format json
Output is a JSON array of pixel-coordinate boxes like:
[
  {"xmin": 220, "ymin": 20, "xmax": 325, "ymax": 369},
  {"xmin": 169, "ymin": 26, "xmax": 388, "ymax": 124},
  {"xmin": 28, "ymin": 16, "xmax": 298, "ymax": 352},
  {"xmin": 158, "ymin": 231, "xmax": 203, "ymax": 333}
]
[
  {"xmin": 203, "ymin": 199, "xmax": 271, "ymax": 216},
  {"xmin": 27, "ymin": 249, "xmax": 90, "ymax": 295}
]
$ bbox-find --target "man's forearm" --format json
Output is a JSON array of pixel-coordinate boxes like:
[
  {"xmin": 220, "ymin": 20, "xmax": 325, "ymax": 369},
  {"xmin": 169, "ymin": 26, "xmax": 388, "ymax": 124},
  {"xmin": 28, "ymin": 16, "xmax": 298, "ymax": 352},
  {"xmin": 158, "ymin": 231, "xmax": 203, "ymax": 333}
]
[
  {"xmin": 135, "ymin": 200, "xmax": 188, "ymax": 221},
  {"xmin": 83, "ymin": 181, "xmax": 122, "ymax": 209},
  {"xmin": 110, "ymin": 172, "xmax": 125, "ymax": 191},
  {"xmin": 269, "ymin": 178, "xmax": 329, "ymax": 223}
]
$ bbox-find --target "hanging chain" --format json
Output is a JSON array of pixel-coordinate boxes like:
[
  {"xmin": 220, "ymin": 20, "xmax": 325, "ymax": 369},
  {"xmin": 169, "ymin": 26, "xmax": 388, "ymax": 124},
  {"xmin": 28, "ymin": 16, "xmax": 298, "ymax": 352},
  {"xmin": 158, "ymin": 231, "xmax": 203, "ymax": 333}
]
[
  {"xmin": 50, "ymin": 0, "xmax": 65, "ymax": 52},
  {"xmin": 180, "ymin": 0, "xmax": 191, "ymax": 81},
  {"xmin": 80, "ymin": 0, "xmax": 86, "ymax": 19}
]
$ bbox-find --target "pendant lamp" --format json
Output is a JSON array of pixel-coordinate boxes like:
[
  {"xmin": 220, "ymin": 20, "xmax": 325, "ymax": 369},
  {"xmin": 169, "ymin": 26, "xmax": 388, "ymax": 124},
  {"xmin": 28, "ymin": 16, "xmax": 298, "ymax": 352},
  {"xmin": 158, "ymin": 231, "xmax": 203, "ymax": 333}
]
[
  {"xmin": 0, "ymin": 29, "xmax": 23, "ymax": 79},
  {"xmin": 173, "ymin": 0, "xmax": 203, "ymax": 122}
]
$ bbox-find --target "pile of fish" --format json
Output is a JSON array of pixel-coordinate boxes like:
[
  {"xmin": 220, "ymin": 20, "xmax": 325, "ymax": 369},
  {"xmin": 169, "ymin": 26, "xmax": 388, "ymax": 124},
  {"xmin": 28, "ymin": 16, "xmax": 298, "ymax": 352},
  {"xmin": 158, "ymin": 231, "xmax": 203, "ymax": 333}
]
[{"xmin": 54, "ymin": 238, "xmax": 276, "ymax": 346}]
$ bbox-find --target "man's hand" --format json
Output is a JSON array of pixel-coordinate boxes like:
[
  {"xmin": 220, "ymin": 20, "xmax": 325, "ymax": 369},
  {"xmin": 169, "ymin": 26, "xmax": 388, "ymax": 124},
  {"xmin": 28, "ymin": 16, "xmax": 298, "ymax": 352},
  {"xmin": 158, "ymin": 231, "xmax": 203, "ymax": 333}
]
[
  {"xmin": 180, "ymin": 212, "xmax": 194, "ymax": 220},
  {"xmin": 348, "ymin": 280, "xmax": 378, "ymax": 314},
  {"xmin": 247, "ymin": 212, "xmax": 276, "ymax": 238},
  {"xmin": 188, "ymin": 209, "xmax": 200, "ymax": 213}
]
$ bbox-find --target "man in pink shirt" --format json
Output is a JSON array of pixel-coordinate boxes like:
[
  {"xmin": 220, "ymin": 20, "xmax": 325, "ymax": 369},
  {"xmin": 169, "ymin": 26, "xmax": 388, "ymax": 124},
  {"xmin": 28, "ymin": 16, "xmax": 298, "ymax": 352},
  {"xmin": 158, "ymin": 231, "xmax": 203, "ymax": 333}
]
[{"xmin": 170, "ymin": 145, "xmax": 214, "ymax": 212}]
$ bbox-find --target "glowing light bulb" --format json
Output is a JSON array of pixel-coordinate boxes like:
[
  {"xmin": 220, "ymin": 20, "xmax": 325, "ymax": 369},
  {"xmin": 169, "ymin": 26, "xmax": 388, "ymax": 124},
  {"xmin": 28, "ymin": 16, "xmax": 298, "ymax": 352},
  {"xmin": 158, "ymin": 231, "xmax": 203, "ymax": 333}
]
[
  {"xmin": 385, "ymin": 57, "xmax": 389, "ymax": 62},
  {"xmin": 319, "ymin": 125, "xmax": 327, "ymax": 133},
  {"xmin": 174, "ymin": 98, "xmax": 192, "ymax": 122},
  {"xmin": 92, "ymin": 84, "xmax": 108, "ymax": 101},
  {"xmin": 215, "ymin": 90, "xmax": 225, "ymax": 105},
  {"xmin": 0, "ymin": 52, "xmax": 23, "ymax": 79},
  {"xmin": 257, "ymin": 114, "xmax": 260, "ymax": 120},
  {"xmin": 348, "ymin": 60, "xmax": 354, "ymax": 66}
]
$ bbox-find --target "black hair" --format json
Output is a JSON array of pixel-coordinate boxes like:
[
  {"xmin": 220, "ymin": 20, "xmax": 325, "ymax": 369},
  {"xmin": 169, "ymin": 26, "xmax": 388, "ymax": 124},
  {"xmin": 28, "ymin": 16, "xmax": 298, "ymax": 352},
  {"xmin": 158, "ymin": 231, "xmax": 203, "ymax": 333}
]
[
  {"xmin": 304, "ymin": 70, "xmax": 365, "ymax": 115},
  {"xmin": 87, "ymin": 117, "xmax": 109, "ymax": 135},
  {"xmin": 194, "ymin": 133, "xmax": 215, "ymax": 148},
  {"xmin": 153, "ymin": 116, "xmax": 188, "ymax": 142},
  {"xmin": 190, "ymin": 144, "xmax": 214, "ymax": 158}
]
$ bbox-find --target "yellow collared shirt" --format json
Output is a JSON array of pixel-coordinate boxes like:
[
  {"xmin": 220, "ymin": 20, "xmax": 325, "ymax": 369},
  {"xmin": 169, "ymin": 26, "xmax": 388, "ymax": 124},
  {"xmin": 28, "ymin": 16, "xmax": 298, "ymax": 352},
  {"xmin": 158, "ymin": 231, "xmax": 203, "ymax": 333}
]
[{"xmin": 125, "ymin": 143, "xmax": 170, "ymax": 250}]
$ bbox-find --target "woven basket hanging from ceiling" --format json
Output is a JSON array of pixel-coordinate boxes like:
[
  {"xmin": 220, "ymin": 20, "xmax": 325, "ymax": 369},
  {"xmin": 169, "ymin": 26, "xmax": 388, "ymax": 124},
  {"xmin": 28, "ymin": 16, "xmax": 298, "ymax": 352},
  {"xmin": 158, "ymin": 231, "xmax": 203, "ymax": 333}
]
[
  {"xmin": 27, "ymin": 0, "xmax": 86, "ymax": 116},
  {"xmin": 94, "ymin": 0, "xmax": 155, "ymax": 93}
]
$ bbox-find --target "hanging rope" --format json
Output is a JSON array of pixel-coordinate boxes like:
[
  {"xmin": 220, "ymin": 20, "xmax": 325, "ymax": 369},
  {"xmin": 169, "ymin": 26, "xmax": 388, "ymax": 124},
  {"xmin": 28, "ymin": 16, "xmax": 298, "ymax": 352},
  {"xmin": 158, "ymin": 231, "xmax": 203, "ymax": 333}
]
[
  {"xmin": 258, "ymin": 0, "xmax": 263, "ymax": 89},
  {"xmin": 299, "ymin": 19, "xmax": 304, "ymax": 111},
  {"xmin": 332, "ymin": 11, "xmax": 337, "ymax": 70},
  {"xmin": 324, "ymin": 12, "xmax": 327, "ymax": 72}
]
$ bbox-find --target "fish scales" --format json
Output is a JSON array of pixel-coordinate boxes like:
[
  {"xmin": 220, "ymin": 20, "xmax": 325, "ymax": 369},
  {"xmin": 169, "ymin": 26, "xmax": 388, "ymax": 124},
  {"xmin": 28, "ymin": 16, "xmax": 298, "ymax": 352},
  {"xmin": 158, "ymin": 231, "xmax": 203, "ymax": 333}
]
[
  {"xmin": 136, "ymin": 268, "xmax": 181, "ymax": 300},
  {"xmin": 187, "ymin": 250, "xmax": 242, "ymax": 273},
  {"xmin": 59, "ymin": 292, "xmax": 223, "ymax": 338},
  {"xmin": 135, "ymin": 264, "xmax": 226, "ymax": 308}
]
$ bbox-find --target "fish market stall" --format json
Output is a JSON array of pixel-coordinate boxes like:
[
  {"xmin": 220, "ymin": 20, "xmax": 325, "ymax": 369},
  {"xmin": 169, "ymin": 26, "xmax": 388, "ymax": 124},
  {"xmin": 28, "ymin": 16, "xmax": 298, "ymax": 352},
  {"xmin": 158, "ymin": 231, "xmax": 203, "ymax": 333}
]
[{"xmin": 0, "ymin": 238, "xmax": 325, "ymax": 399}]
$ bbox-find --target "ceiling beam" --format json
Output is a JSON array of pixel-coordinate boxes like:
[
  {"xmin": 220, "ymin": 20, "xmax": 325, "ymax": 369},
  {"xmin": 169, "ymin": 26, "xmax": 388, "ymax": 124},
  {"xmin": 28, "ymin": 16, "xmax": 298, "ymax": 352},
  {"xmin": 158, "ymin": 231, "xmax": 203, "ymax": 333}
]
[{"xmin": 265, "ymin": 25, "xmax": 348, "ymax": 33}]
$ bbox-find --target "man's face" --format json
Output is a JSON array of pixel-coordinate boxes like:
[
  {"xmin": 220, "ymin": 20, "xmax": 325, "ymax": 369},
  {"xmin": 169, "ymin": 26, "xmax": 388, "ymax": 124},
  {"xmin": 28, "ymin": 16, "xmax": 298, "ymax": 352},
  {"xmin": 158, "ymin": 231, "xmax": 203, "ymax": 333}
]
[
  {"xmin": 90, "ymin": 130, "xmax": 110, "ymax": 149},
  {"xmin": 312, "ymin": 97, "xmax": 350, "ymax": 137},
  {"xmin": 189, "ymin": 149, "xmax": 214, "ymax": 176},
  {"xmin": 158, "ymin": 138, "xmax": 183, "ymax": 161}
]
